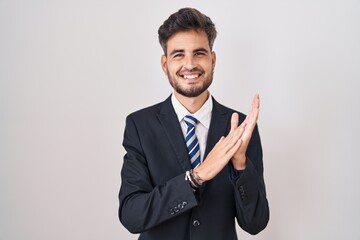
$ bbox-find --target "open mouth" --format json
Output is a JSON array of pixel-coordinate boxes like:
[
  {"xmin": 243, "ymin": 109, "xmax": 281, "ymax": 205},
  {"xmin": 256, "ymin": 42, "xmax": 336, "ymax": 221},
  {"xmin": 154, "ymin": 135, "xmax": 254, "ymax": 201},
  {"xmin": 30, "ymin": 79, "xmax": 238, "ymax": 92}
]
[
  {"xmin": 178, "ymin": 71, "xmax": 203, "ymax": 80},
  {"xmin": 182, "ymin": 73, "xmax": 201, "ymax": 79}
]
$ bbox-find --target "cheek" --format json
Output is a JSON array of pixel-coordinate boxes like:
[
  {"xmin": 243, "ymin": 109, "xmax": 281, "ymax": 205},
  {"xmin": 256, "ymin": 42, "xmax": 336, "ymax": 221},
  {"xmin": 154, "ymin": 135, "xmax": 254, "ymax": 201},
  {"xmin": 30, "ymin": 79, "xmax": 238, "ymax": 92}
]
[{"xmin": 168, "ymin": 64, "xmax": 181, "ymax": 76}]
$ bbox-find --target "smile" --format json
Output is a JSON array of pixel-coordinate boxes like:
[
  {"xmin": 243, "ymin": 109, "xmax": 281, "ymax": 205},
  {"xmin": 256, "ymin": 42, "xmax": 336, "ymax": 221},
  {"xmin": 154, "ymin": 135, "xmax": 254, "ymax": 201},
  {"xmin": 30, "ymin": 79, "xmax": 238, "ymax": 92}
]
[
  {"xmin": 182, "ymin": 74, "xmax": 200, "ymax": 79},
  {"xmin": 178, "ymin": 70, "xmax": 204, "ymax": 80}
]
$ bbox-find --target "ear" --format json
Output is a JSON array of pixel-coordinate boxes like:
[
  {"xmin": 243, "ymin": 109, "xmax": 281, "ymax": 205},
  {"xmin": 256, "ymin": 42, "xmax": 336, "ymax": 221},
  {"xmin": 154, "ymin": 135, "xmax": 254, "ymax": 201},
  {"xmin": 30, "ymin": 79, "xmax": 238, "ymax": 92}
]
[
  {"xmin": 211, "ymin": 51, "xmax": 216, "ymax": 71},
  {"xmin": 161, "ymin": 55, "xmax": 168, "ymax": 74}
]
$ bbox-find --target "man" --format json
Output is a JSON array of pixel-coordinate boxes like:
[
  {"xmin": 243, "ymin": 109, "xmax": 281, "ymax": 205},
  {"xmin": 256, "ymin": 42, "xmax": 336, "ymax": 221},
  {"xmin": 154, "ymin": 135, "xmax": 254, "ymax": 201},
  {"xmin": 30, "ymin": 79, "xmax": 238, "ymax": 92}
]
[{"xmin": 119, "ymin": 8, "xmax": 269, "ymax": 240}]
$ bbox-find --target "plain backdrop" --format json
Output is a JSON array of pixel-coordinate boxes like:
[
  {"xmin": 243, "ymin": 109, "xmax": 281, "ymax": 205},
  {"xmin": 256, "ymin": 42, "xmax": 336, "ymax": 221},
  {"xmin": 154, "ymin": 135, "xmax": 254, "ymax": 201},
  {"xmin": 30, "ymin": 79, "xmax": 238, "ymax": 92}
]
[{"xmin": 1, "ymin": 0, "xmax": 360, "ymax": 239}]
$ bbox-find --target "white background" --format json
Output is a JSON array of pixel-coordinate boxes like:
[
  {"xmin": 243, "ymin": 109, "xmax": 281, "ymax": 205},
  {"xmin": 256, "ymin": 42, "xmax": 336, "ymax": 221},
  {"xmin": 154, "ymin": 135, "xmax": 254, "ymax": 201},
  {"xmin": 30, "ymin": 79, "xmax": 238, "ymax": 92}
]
[{"xmin": 1, "ymin": 0, "xmax": 360, "ymax": 239}]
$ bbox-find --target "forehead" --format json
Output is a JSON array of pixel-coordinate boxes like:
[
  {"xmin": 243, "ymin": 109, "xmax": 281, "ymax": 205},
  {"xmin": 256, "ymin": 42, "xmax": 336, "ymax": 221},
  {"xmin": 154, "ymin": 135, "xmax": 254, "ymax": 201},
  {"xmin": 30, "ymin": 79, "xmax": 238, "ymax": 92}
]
[{"xmin": 166, "ymin": 30, "xmax": 210, "ymax": 54}]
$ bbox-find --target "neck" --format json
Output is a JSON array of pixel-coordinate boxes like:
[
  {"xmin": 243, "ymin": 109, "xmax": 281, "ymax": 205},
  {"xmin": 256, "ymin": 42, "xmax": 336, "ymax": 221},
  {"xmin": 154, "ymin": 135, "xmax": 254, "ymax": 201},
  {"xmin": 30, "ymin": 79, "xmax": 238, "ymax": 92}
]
[{"xmin": 174, "ymin": 91, "xmax": 209, "ymax": 114}]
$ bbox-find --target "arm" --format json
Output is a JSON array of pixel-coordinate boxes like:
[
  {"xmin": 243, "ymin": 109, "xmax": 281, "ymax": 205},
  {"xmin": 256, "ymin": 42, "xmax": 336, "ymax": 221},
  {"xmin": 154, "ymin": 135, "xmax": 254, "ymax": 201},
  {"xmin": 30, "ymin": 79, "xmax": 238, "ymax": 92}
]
[
  {"xmin": 229, "ymin": 95, "xmax": 269, "ymax": 233},
  {"xmin": 231, "ymin": 124, "xmax": 269, "ymax": 235},
  {"xmin": 118, "ymin": 115, "xmax": 198, "ymax": 233},
  {"xmin": 195, "ymin": 94, "xmax": 269, "ymax": 234}
]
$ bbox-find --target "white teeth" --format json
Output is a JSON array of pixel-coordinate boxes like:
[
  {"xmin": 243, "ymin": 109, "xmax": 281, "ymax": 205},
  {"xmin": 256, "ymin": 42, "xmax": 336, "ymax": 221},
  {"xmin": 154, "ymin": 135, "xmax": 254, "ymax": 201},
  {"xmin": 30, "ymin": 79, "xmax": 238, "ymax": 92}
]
[{"xmin": 183, "ymin": 74, "xmax": 199, "ymax": 79}]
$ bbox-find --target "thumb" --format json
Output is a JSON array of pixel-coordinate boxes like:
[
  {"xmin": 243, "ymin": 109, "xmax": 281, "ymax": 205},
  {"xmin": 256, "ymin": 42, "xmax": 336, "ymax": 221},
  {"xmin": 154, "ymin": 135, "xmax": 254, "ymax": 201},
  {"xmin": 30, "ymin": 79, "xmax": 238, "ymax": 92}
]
[{"xmin": 230, "ymin": 112, "xmax": 239, "ymax": 133}]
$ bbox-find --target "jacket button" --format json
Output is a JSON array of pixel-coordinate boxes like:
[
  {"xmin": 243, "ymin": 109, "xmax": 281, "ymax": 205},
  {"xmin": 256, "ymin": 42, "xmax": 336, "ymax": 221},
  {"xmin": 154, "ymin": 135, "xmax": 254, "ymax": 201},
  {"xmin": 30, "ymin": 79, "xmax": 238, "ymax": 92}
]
[{"xmin": 193, "ymin": 220, "xmax": 200, "ymax": 227}]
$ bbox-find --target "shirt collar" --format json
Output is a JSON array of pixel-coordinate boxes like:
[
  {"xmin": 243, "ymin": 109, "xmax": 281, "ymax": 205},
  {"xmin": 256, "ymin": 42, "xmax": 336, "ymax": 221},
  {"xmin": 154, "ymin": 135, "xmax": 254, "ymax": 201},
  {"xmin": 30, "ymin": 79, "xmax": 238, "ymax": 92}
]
[{"xmin": 171, "ymin": 92, "xmax": 213, "ymax": 129}]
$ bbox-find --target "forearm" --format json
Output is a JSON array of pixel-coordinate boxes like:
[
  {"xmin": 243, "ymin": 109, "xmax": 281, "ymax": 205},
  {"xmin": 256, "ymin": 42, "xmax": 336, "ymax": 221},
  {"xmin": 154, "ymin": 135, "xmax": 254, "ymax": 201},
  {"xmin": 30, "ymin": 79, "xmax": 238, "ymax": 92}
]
[
  {"xmin": 232, "ymin": 158, "xmax": 269, "ymax": 235},
  {"xmin": 119, "ymin": 172, "xmax": 198, "ymax": 233},
  {"xmin": 231, "ymin": 123, "xmax": 269, "ymax": 234},
  {"xmin": 119, "ymin": 115, "xmax": 198, "ymax": 233}
]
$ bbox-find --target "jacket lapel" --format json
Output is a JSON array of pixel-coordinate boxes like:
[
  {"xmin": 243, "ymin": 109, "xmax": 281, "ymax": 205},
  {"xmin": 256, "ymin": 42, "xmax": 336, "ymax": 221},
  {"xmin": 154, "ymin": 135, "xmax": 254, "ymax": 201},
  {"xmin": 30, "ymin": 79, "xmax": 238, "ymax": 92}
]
[
  {"xmin": 156, "ymin": 96, "xmax": 191, "ymax": 171},
  {"xmin": 156, "ymin": 96, "xmax": 232, "ymax": 175},
  {"xmin": 204, "ymin": 98, "xmax": 232, "ymax": 159},
  {"xmin": 197, "ymin": 98, "xmax": 232, "ymax": 196}
]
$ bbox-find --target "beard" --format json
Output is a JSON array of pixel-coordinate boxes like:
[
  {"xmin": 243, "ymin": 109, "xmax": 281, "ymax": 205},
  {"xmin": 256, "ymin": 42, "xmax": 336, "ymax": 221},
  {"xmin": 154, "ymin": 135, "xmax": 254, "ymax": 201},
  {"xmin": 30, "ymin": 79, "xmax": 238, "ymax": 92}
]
[{"xmin": 167, "ymin": 70, "xmax": 213, "ymax": 98}]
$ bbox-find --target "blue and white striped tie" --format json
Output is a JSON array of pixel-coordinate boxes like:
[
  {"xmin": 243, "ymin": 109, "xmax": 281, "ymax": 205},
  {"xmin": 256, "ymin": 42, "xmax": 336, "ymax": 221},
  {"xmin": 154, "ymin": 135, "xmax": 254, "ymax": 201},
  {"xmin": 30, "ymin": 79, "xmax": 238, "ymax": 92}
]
[{"xmin": 184, "ymin": 115, "xmax": 201, "ymax": 169}]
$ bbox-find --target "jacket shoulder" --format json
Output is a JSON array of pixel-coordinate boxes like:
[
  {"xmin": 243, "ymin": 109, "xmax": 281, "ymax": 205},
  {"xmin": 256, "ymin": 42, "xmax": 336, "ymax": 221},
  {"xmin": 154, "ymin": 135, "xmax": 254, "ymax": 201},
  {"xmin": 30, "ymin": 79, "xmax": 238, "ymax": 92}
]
[
  {"xmin": 212, "ymin": 98, "xmax": 247, "ymax": 120},
  {"xmin": 127, "ymin": 102, "xmax": 162, "ymax": 120},
  {"xmin": 126, "ymin": 96, "xmax": 172, "ymax": 123}
]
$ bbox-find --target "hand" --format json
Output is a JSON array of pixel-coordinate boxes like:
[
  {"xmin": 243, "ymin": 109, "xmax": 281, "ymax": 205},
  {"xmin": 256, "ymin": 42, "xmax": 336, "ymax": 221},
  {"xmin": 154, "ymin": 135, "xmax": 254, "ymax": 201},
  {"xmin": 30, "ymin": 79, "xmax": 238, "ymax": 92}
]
[
  {"xmin": 231, "ymin": 94, "xmax": 260, "ymax": 170},
  {"xmin": 194, "ymin": 123, "xmax": 246, "ymax": 183}
]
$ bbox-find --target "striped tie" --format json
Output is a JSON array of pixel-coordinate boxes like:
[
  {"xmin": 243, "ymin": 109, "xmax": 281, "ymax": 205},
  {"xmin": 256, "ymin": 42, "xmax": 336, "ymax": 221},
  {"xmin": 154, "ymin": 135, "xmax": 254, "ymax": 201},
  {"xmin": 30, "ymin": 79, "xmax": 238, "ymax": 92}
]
[{"xmin": 184, "ymin": 115, "xmax": 201, "ymax": 169}]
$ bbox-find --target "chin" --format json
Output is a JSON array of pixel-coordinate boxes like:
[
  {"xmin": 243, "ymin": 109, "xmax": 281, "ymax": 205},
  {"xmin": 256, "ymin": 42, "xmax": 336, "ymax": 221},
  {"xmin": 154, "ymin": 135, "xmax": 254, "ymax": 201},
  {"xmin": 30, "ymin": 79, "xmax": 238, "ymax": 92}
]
[{"xmin": 176, "ymin": 87, "xmax": 208, "ymax": 98}]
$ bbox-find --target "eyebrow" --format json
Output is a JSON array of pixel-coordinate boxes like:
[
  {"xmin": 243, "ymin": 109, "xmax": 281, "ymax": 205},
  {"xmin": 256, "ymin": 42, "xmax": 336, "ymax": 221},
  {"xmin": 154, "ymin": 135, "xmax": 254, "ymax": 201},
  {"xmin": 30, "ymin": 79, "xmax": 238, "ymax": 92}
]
[
  {"xmin": 169, "ymin": 49, "xmax": 184, "ymax": 56},
  {"xmin": 193, "ymin": 48, "xmax": 209, "ymax": 53}
]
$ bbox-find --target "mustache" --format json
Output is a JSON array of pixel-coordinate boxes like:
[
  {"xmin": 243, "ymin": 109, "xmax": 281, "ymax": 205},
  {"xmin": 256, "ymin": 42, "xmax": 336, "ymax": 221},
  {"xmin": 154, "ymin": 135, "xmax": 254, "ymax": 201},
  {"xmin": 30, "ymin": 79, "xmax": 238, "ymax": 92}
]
[{"xmin": 177, "ymin": 67, "xmax": 204, "ymax": 75}]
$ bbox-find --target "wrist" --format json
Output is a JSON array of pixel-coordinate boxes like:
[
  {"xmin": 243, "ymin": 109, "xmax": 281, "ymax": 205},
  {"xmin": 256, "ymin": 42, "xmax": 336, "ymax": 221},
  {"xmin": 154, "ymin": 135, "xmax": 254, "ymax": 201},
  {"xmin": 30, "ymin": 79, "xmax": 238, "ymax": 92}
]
[
  {"xmin": 192, "ymin": 166, "xmax": 208, "ymax": 183},
  {"xmin": 231, "ymin": 155, "xmax": 246, "ymax": 170},
  {"xmin": 185, "ymin": 170, "xmax": 204, "ymax": 189},
  {"xmin": 192, "ymin": 169, "xmax": 205, "ymax": 185}
]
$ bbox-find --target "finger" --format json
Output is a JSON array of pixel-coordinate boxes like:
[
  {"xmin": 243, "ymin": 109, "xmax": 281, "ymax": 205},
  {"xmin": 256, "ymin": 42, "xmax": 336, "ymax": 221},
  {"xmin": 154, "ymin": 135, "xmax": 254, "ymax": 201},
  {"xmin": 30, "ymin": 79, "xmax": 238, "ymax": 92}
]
[
  {"xmin": 221, "ymin": 124, "xmax": 246, "ymax": 150},
  {"xmin": 242, "ymin": 94, "xmax": 260, "ymax": 126},
  {"xmin": 239, "ymin": 118, "xmax": 258, "ymax": 147},
  {"xmin": 240, "ymin": 128, "xmax": 253, "ymax": 143},
  {"xmin": 230, "ymin": 112, "xmax": 239, "ymax": 133},
  {"xmin": 237, "ymin": 123, "xmax": 246, "ymax": 137},
  {"xmin": 226, "ymin": 138, "xmax": 243, "ymax": 158},
  {"xmin": 246, "ymin": 94, "xmax": 260, "ymax": 124},
  {"xmin": 252, "ymin": 94, "xmax": 260, "ymax": 120},
  {"xmin": 249, "ymin": 96, "xmax": 258, "ymax": 117},
  {"xmin": 248, "ymin": 107, "xmax": 259, "ymax": 125},
  {"xmin": 213, "ymin": 135, "xmax": 232, "ymax": 154},
  {"xmin": 252, "ymin": 94, "xmax": 260, "ymax": 109},
  {"xmin": 244, "ymin": 95, "xmax": 257, "ymax": 124}
]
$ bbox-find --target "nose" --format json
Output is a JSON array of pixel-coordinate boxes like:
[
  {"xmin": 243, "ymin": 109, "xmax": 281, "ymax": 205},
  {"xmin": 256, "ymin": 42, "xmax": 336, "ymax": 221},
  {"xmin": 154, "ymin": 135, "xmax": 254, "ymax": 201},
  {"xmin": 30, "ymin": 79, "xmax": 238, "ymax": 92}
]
[{"xmin": 183, "ymin": 55, "xmax": 197, "ymax": 70}]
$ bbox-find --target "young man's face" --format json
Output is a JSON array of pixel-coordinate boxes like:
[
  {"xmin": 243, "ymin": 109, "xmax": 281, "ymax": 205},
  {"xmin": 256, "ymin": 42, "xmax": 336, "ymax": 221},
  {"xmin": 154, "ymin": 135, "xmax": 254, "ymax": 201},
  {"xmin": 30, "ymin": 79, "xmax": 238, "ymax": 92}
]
[{"xmin": 161, "ymin": 30, "xmax": 216, "ymax": 98}]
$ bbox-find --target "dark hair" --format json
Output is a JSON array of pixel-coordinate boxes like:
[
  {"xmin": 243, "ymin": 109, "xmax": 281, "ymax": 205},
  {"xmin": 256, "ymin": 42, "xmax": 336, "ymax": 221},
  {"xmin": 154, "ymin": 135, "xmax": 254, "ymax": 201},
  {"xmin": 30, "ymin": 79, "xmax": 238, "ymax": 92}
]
[{"xmin": 158, "ymin": 8, "xmax": 217, "ymax": 54}]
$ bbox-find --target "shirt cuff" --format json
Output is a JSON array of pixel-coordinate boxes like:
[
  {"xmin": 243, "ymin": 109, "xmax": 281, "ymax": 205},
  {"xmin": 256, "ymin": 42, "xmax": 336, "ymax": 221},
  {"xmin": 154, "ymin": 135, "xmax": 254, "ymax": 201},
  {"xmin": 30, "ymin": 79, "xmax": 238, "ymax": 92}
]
[{"xmin": 229, "ymin": 163, "xmax": 244, "ymax": 181}]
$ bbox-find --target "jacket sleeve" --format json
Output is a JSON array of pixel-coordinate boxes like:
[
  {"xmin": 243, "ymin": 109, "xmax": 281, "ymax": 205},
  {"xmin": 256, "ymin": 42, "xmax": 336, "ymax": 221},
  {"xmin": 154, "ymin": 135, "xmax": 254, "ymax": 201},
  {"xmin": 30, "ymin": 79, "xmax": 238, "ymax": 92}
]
[
  {"xmin": 118, "ymin": 115, "xmax": 198, "ymax": 233},
  {"xmin": 231, "ymin": 124, "xmax": 270, "ymax": 235}
]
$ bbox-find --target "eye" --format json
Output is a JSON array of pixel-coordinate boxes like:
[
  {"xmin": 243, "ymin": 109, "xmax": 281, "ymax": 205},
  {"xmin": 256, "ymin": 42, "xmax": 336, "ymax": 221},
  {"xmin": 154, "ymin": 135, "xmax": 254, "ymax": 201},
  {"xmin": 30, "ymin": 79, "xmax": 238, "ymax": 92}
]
[
  {"xmin": 173, "ymin": 53, "xmax": 184, "ymax": 58},
  {"xmin": 194, "ymin": 51, "xmax": 206, "ymax": 56}
]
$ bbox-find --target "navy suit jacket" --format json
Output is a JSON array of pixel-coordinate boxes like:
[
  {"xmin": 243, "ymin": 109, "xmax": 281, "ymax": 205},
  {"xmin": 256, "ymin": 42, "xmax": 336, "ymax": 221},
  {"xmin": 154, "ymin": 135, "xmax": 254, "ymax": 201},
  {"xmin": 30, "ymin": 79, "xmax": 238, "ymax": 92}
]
[{"xmin": 119, "ymin": 96, "xmax": 269, "ymax": 240}]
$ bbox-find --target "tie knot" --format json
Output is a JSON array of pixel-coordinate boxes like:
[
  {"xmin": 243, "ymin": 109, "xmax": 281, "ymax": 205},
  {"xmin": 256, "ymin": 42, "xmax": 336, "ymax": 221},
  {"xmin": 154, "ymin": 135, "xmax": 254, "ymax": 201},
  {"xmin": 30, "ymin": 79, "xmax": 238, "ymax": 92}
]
[{"xmin": 184, "ymin": 115, "xmax": 198, "ymax": 128}]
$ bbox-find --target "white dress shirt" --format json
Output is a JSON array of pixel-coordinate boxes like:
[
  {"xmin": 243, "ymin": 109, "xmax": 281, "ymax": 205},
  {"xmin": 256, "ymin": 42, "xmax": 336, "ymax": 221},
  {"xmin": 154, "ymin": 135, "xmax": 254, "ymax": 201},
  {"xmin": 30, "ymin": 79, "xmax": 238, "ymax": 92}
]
[{"xmin": 171, "ymin": 92, "xmax": 213, "ymax": 163}]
